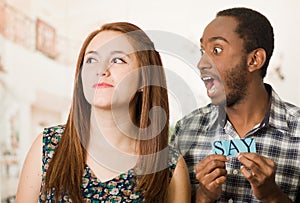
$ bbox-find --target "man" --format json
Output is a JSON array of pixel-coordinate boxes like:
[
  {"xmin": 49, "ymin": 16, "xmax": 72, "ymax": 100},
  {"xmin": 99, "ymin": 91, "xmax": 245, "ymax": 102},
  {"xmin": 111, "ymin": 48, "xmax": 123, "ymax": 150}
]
[{"xmin": 170, "ymin": 7, "xmax": 300, "ymax": 202}]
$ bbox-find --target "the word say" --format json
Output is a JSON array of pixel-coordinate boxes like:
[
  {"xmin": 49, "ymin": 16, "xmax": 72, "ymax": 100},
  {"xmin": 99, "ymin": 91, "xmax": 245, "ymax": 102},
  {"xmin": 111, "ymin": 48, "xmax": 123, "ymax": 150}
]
[{"xmin": 212, "ymin": 138, "xmax": 256, "ymax": 157}]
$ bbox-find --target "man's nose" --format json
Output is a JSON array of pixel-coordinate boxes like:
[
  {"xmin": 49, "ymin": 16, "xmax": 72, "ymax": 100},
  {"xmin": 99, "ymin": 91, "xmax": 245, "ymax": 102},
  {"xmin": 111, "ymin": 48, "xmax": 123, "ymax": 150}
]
[{"xmin": 197, "ymin": 53, "xmax": 212, "ymax": 71}]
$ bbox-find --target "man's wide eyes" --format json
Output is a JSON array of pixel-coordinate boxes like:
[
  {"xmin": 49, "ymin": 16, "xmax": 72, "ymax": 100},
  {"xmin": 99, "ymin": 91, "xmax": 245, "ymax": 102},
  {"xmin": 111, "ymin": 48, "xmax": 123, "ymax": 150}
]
[{"xmin": 213, "ymin": 47, "xmax": 223, "ymax": 55}]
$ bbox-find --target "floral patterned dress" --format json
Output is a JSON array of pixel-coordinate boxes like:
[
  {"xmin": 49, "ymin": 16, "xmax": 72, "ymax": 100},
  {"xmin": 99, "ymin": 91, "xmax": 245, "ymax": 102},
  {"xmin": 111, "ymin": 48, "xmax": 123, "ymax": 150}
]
[{"xmin": 38, "ymin": 125, "xmax": 179, "ymax": 203}]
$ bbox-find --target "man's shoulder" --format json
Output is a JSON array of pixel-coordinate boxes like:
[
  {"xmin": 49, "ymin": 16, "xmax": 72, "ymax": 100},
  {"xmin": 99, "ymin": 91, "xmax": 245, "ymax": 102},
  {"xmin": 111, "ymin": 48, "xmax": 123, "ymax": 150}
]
[
  {"xmin": 283, "ymin": 102, "xmax": 300, "ymax": 117},
  {"xmin": 270, "ymin": 87, "xmax": 300, "ymax": 134},
  {"xmin": 281, "ymin": 101, "xmax": 300, "ymax": 126},
  {"xmin": 271, "ymin": 88, "xmax": 300, "ymax": 119}
]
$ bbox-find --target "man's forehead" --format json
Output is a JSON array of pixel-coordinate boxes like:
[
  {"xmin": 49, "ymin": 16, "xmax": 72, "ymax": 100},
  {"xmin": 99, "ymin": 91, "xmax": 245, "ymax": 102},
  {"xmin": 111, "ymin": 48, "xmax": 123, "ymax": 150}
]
[{"xmin": 200, "ymin": 16, "xmax": 238, "ymax": 44}]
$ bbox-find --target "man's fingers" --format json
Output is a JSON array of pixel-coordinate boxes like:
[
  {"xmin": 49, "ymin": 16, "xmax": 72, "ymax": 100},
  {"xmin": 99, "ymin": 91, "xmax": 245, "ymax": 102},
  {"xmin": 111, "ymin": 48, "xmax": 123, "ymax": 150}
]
[
  {"xmin": 237, "ymin": 153, "xmax": 275, "ymax": 178},
  {"xmin": 195, "ymin": 154, "xmax": 229, "ymax": 173},
  {"xmin": 196, "ymin": 167, "xmax": 227, "ymax": 182},
  {"xmin": 240, "ymin": 165, "xmax": 253, "ymax": 179},
  {"xmin": 237, "ymin": 153, "xmax": 274, "ymax": 168}
]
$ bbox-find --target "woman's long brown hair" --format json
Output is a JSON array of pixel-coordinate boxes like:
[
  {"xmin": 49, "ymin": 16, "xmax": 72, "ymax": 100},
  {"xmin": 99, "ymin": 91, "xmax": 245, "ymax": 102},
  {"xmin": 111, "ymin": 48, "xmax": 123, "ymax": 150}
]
[{"xmin": 43, "ymin": 22, "xmax": 170, "ymax": 202}]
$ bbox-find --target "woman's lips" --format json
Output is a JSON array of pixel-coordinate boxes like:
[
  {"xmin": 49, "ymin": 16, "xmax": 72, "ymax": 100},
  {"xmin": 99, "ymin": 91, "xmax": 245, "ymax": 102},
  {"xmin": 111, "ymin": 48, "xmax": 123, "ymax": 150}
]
[{"xmin": 93, "ymin": 82, "xmax": 113, "ymax": 88}]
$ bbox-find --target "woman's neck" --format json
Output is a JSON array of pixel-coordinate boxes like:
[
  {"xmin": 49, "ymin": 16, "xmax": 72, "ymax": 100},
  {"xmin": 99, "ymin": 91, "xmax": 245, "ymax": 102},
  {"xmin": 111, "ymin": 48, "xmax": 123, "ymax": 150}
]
[
  {"xmin": 89, "ymin": 106, "xmax": 139, "ymax": 155},
  {"xmin": 85, "ymin": 106, "xmax": 139, "ymax": 174}
]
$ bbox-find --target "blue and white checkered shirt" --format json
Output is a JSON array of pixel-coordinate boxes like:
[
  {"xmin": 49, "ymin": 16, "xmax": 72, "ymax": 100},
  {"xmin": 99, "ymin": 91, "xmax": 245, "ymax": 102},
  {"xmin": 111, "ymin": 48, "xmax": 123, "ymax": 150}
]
[{"xmin": 170, "ymin": 84, "xmax": 300, "ymax": 202}]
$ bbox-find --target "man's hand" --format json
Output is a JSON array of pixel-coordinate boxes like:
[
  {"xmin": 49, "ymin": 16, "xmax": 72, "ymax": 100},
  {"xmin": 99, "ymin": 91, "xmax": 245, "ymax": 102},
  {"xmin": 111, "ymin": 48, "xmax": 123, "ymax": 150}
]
[
  {"xmin": 237, "ymin": 153, "xmax": 292, "ymax": 203},
  {"xmin": 195, "ymin": 154, "xmax": 229, "ymax": 203}
]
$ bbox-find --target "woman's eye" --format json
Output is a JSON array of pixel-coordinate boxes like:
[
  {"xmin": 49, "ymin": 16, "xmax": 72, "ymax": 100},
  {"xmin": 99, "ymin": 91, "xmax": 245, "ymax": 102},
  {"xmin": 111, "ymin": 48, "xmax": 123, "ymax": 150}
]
[
  {"xmin": 112, "ymin": 57, "xmax": 126, "ymax": 64},
  {"xmin": 86, "ymin": 58, "xmax": 97, "ymax": 64},
  {"xmin": 213, "ymin": 47, "xmax": 223, "ymax": 55}
]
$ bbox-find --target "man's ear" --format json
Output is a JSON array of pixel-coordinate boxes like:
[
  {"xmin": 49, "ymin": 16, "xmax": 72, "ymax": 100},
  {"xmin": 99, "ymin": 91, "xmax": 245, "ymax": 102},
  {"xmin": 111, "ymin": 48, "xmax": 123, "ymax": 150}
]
[{"xmin": 247, "ymin": 48, "xmax": 266, "ymax": 72}]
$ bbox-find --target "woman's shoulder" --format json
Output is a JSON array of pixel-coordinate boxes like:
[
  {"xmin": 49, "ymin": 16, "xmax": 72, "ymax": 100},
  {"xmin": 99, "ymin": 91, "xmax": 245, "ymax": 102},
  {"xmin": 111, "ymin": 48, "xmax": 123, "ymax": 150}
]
[
  {"xmin": 43, "ymin": 125, "xmax": 65, "ymax": 136},
  {"xmin": 168, "ymin": 145, "xmax": 180, "ymax": 176},
  {"xmin": 42, "ymin": 125, "xmax": 65, "ymax": 158},
  {"xmin": 42, "ymin": 125, "xmax": 65, "ymax": 142}
]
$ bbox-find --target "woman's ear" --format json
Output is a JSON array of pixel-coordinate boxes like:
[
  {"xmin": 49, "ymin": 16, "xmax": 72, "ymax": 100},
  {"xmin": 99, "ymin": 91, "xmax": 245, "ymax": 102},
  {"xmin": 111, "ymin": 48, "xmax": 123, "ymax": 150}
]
[{"xmin": 247, "ymin": 48, "xmax": 266, "ymax": 72}]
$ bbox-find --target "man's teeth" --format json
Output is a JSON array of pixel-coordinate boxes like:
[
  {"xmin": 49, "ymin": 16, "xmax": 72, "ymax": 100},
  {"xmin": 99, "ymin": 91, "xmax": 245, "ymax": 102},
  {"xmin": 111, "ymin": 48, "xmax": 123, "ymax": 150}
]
[
  {"xmin": 208, "ymin": 84, "xmax": 216, "ymax": 94},
  {"xmin": 202, "ymin": 76, "xmax": 213, "ymax": 81}
]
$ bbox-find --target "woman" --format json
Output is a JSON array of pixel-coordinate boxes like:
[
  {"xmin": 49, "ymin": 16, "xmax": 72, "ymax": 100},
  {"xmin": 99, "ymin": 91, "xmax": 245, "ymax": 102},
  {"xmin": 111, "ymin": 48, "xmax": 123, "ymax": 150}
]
[{"xmin": 16, "ymin": 22, "xmax": 190, "ymax": 202}]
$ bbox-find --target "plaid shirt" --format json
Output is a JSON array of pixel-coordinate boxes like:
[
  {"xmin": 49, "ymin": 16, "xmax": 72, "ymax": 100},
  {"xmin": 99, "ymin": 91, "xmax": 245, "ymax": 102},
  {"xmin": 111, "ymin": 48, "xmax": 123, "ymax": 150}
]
[{"xmin": 170, "ymin": 84, "xmax": 300, "ymax": 202}]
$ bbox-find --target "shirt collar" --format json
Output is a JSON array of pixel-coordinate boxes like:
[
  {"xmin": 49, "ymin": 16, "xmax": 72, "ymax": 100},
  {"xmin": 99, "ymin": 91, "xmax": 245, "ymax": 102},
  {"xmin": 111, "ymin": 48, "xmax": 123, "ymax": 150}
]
[
  {"xmin": 267, "ymin": 84, "xmax": 289, "ymax": 131},
  {"xmin": 217, "ymin": 83, "xmax": 289, "ymax": 132},
  {"xmin": 259, "ymin": 84, "xmax": 272, "ymax": 128}
]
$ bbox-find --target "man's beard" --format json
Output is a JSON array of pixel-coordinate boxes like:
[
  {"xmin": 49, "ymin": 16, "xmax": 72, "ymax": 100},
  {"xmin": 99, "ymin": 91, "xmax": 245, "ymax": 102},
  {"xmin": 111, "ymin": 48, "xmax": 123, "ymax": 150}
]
[{"xmin": 224, "ymin": 57, "xmax": 248, "ymax": 108}]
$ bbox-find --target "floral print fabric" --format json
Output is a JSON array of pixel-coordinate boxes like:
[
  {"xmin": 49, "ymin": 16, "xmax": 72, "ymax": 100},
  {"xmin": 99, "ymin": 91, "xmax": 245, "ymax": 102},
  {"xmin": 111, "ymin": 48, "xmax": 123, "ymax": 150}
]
[{"xmin": 39, "ymin": 125, "xmax": 178, "ymax": 202}]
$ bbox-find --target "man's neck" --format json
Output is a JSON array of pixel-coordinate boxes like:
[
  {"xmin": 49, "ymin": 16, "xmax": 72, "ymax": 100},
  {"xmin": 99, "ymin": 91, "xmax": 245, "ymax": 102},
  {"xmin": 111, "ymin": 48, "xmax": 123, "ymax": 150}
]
[{"xmin": 225, "ymin": 83, "xmax": 270, "ymax": 138}]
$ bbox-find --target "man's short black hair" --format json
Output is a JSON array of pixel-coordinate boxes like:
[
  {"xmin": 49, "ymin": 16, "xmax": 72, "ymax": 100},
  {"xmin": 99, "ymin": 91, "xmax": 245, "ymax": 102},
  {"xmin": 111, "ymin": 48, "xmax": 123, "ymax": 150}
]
[{"xmin": 217, "ymin": 7, "xmax": 274, "ymax": 78}]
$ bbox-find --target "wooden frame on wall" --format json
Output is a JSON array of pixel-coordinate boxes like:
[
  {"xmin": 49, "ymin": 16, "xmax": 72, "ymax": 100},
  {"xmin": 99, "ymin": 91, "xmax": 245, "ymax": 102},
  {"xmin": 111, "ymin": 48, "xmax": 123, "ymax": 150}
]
[{"xmin": 36, "ymin": 18, "xmax": 57, "ymax": 58}]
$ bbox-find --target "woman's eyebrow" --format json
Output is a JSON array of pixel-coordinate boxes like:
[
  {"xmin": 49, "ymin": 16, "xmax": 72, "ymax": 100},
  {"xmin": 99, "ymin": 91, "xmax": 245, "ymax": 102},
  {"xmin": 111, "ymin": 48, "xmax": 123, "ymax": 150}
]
[
  {"xmin": 84, "ymin": 50, "xmax": 132, "ymax": 58},
  {"xmin": 84, "ymin": 50, "xmax": 98, "ymax": 56},
  {"xmin": 110, "ymin": 50, "xmax": 132, "ymax": 58}
]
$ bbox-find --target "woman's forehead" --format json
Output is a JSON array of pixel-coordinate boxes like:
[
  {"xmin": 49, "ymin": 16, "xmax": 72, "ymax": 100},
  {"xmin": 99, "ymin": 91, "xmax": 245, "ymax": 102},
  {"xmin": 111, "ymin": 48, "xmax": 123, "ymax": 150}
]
[{"xmin": 86, "ymin": 31, "xmax": 136, "ymax": 55}]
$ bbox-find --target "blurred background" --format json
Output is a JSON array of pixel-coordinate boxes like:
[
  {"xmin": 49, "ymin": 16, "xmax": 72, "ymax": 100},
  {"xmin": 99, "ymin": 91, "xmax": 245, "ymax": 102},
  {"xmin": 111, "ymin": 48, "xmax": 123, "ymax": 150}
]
[{"xmin": 0, "ymin": 0, "xmax": 299, "ymax": 201}]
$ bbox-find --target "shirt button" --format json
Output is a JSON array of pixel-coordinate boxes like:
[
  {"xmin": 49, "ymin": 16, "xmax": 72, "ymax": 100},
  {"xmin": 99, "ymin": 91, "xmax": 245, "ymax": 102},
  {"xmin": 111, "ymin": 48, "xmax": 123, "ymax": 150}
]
[
  {"xmin": 233, "ymin": 169, "xmax": 239, "ymax": 175},
  {"xmin": 228, "ymin": 198, "xmax": 233, "ymax": 203}
]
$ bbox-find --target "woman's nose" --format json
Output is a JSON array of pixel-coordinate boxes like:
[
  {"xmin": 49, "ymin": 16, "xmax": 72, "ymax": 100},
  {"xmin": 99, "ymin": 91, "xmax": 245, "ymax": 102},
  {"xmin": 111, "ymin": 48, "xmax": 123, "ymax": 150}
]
[
  {"xmin": 97, "ymin": 63, "xmax": 111, "ymax": 77},
  {"xmin": 101, "ymin": 69, "xmax": 110, "ymax": 77}
]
